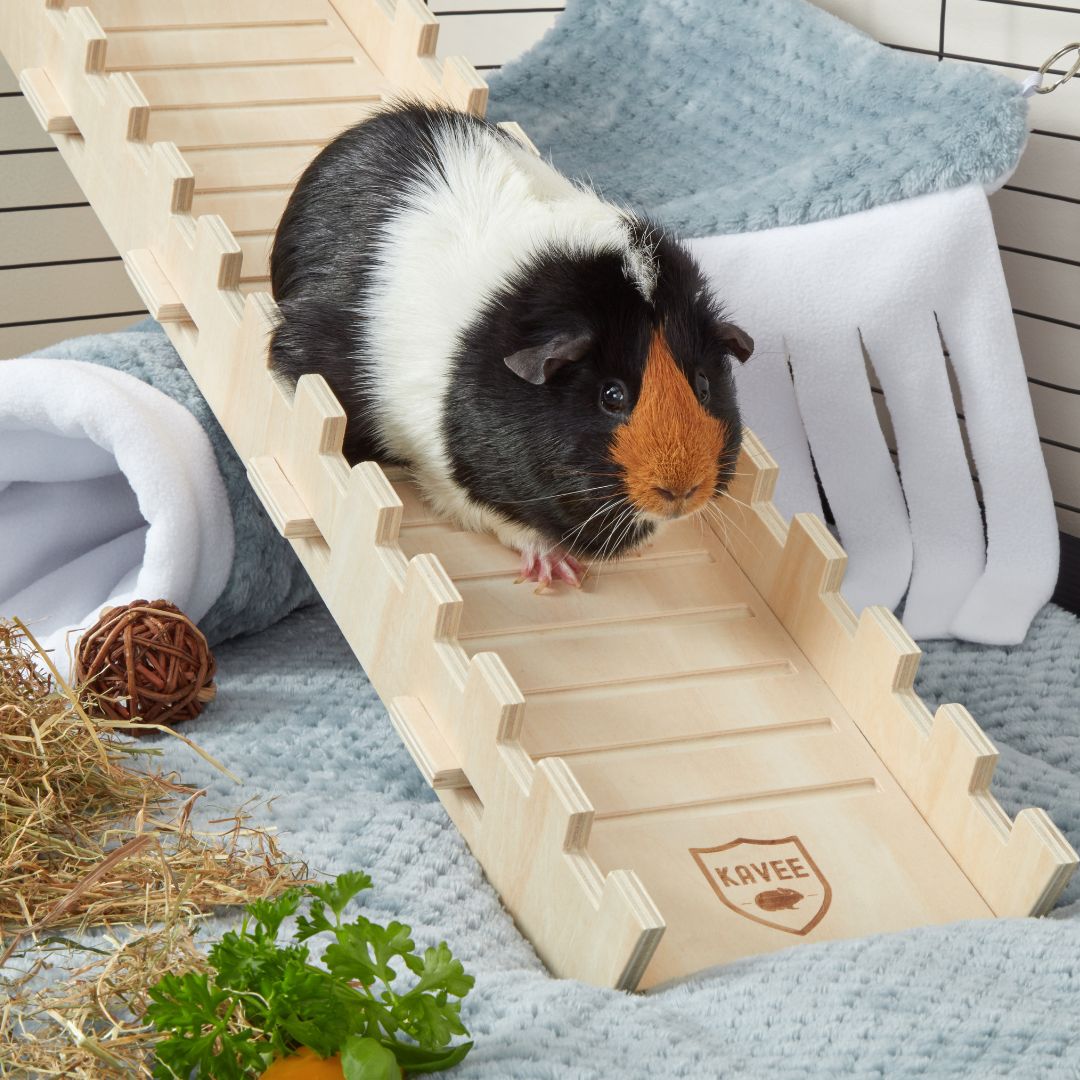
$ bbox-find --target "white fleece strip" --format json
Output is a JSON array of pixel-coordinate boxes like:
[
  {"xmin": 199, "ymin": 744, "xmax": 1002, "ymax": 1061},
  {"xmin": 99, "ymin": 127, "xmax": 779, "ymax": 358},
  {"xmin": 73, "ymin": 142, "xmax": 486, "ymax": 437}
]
[
  {"xmin": 936, "ymin": 192, "xmax": 1059, "ymax": 643},
  {"xmin": 689, "ymin": 185, "xmax": 1058, "ymax": 643}
]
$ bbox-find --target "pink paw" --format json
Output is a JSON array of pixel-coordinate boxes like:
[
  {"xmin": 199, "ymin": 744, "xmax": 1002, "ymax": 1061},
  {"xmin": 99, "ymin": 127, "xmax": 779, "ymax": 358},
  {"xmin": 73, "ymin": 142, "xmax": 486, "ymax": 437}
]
[{"xmin": 516, "ymin": 548, "xmax": 585, "ymax": 593}]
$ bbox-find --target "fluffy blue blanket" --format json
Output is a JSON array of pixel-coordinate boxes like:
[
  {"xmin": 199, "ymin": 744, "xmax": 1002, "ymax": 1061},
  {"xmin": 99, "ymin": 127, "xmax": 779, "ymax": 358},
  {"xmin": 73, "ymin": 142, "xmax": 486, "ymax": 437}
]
[
  {"xmin": 487, "ymin": 0, "xmax": 1027, "ymax": 235},
  {"xmin": 141, "ymin": 598, "xmax": 1079, "ymax": 1077}
]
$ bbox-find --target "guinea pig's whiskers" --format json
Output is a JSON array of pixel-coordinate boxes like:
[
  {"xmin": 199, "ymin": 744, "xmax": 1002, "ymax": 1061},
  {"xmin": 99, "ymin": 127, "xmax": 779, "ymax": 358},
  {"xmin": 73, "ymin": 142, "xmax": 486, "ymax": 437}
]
[
  {"xmin": 500, "ymin": 483, "xmax": 618, "ymax": 507},
  {"xmin": 704, "ymin": 498, "xmax": 760, "ymax": 556},
  {"xmin": 597, "ymin": 510, "xmax": 645, "ymax": 588},
  {"xmin": 560, "ymin": 496, "xmax": 623, "ymax": 552},
  {"xmin": 591, "ymin": 504, "xmax": 640, "ymax": 588},
  {"xmin": 586, "ymin": 504, "xmax": 633, "ymax": 584}
]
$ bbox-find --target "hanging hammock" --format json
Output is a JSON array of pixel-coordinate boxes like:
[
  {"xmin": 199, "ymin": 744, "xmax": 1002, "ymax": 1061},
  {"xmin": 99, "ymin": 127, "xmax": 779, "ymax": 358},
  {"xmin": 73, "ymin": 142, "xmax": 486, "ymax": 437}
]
[{"xmin": 487, "ymin": 0, "xmax": 1057, "ymax": 645}]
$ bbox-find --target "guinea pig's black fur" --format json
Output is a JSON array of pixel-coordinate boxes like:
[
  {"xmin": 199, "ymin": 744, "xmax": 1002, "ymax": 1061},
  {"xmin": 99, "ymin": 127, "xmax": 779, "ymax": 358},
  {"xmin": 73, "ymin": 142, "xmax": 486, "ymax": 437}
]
[{"xmin": 271, "ymin": 102, "xmax": 748, "ymax": 564}]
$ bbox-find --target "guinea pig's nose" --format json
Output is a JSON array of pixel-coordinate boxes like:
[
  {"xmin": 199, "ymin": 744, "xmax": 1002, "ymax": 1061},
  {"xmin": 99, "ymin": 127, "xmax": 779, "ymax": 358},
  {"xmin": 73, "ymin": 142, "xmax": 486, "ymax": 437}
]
[{"xmin": 653, "ymin": 484, "xmax": 700, "ymax": 504}]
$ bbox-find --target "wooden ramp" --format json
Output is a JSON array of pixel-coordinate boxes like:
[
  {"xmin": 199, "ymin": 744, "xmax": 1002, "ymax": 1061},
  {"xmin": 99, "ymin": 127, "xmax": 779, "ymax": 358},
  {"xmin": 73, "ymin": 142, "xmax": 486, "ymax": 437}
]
[{"xmin": 2, "ymin": 0, "xmax": 1074, "ymax": 991}]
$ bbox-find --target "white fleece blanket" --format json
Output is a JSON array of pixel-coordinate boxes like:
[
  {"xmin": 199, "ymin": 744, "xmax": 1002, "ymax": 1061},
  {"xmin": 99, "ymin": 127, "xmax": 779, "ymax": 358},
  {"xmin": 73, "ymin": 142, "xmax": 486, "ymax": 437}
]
[
  {"xmin": 689, "ymin": 184, "xmax": 1059, "ymax": 644},
  {"xmin": 0, "ymin": 358, "xmax": 233, "ymax": 675}
]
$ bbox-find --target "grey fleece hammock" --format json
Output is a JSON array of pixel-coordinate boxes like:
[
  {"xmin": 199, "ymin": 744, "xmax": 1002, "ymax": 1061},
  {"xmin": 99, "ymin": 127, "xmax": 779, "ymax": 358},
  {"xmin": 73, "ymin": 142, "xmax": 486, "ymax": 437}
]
[{"xmin": 488, "ymin": 0, "xmax": 1057, "ymax": 645}]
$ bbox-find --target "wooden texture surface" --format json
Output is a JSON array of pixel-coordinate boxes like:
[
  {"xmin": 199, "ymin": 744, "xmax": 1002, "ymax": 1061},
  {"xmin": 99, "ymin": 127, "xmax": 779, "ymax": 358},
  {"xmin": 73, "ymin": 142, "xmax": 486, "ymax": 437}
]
[{"xmin": 0, "ymin": 0, "xmax": 1074, "ymax": 989}]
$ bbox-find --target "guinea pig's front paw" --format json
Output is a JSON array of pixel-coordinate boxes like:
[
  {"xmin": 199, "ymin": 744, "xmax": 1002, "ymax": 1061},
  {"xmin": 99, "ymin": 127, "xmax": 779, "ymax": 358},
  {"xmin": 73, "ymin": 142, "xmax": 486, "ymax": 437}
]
[{"xmin": 515, "ymin": 546, "xmax": 585, "ymax": 594}]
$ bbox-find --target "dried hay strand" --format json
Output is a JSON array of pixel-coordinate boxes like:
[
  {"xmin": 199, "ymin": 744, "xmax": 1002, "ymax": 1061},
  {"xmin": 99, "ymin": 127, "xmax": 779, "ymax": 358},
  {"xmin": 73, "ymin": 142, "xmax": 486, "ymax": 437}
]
[
  {"xmin": 1, "ymin": 901, "xmax": 212, "ymax": 1076},
  {"xmin": 0, "ymin": 618, "xmax": 309, "ymax": 1076}
]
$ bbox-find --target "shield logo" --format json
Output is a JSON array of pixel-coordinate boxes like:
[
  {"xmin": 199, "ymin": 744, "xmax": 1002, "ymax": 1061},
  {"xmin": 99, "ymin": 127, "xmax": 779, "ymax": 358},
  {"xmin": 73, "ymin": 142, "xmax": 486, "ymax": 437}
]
[{"xmin": 689, "ymin": 836, "xmax": 831, "ymax": 935}]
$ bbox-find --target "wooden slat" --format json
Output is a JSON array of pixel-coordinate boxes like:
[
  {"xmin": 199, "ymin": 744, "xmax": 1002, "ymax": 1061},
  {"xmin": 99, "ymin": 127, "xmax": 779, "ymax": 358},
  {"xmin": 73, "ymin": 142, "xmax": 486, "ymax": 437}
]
[
  {"xmin": 147, "ymin": 99, "xmax": 374, "ymax": 150},
  {"xmin": 248, "ymin": 455, "xmax": 322, "ymax": 538},
  {"xmin": 132, "ymin": 61, "xmax": 387, "ymax": 108},
  {"xmin": 191, "ymin": 188, "xmax": 290, "ymax": 235},
  {"xmin": 0, "ymin": 313, "xmax": 146, "ymax": 360},
  {"xmin": 0, "ymin": 151, "xmax": 84, "ymax": 209},
  {"xmin": 104, "ymin": 24, "xmax": 356, "ymax": 71},
  {"xmin": 88, "ymin": 0, "xmax": 331, "ymax": 29},
  {"xmin": 0, "ymin": 261, "xmax": 142, "ymax": 325},
  {"xmin": 124, "ymin": 248, "xmax": 189, "ymax": 322},
  {"xmin": 434, "ymin": 11, "xmax": 558, "ymax": 67},
  {"xmin": 0, "ymin": 205, "xmax": 119, "ymax": 266},
  {"xmin": 236, "ymin": 232, "xmax": 274, "ymax": 282},
  {"xmin": 186, "ymin": 143, "xmax": 323, "ymax": 193},
  {"xmin": 0, "ymin": 94, "xmax": 53, "ymax": 152}
]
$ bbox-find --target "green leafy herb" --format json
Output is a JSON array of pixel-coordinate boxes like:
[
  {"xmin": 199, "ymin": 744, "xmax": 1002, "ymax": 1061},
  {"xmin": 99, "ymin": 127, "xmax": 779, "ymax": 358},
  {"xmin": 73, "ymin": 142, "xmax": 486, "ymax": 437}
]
[{"xmin": 146, "ymin": 872, "xmax": 474, "ymax": 1079}]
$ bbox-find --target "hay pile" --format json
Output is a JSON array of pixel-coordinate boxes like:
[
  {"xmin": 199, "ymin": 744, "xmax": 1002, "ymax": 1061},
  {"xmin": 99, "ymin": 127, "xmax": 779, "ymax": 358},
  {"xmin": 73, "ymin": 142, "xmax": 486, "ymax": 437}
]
[{"xmin": 0, "ymin": 619, "xmax": 308, "ymax": 1076}]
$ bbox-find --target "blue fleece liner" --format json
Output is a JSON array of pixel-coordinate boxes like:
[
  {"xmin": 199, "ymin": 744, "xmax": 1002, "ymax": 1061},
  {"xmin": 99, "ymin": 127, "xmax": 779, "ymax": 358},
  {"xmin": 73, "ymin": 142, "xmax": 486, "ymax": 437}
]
[
  {"xmin": 30, "ymin": 320, "xmax": 318, "ymax": 645},
  {"xmin": 128, "ymin": 598, "xmax": 1080, "ymax": 1078},
  {"xmin": 487, "ymin": 0, "xmax": 1028, "ymax": 236}
]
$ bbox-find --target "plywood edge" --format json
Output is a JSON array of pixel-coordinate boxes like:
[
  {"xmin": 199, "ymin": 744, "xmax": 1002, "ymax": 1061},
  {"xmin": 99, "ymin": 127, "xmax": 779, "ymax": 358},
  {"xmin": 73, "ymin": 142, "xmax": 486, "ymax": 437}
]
[
  {"xmin": 18, "ymin": 66, "xmax": 77, "ymax": 133},
  {"xmin": 712, "ymin": 437, "xmax": 1078, "ymax": 916},
  {"xmin": 330, "ymin": 0, "xmax": 488, "ymax": 115}
]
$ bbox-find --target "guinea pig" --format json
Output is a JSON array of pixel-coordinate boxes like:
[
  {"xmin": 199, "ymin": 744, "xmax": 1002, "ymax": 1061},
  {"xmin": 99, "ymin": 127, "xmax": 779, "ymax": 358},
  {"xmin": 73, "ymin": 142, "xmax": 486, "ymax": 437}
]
[{"xmin": 270, "ymin": 103, "xmax": 752, "ymax": 590}]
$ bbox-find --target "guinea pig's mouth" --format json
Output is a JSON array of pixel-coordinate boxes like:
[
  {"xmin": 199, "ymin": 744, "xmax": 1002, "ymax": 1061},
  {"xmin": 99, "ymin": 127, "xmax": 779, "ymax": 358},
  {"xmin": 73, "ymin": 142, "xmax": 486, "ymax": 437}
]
[{"xmin": 630, "ymin": 478, "xmax": 716, "ymax": 523}]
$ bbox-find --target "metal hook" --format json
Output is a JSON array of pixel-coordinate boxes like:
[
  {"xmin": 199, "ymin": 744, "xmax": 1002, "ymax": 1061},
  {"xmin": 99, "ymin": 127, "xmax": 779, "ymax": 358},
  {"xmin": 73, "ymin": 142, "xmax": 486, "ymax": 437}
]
[{"xmin": 1034, "ymin": 41, "xmax": 1080, "ymax": 95}]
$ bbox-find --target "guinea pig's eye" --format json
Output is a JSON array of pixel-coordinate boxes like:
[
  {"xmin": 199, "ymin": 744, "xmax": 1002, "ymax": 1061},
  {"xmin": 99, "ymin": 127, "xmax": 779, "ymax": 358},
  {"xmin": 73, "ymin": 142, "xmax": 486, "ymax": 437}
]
[
  {"xmin": 599, "ymin": 379, "xmax": 629, "ymax": 415},
  {"xmin": 695, "ymin": 369, "xmax": 710, "ymax": 405}
]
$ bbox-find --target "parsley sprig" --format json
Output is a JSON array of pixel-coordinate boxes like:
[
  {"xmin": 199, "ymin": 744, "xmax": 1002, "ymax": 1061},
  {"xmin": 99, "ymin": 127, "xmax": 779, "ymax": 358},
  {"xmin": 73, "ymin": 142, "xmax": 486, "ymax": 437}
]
[{"xmin": 146, "ymin": 872, "xmax": 474, "ymax": 1079}]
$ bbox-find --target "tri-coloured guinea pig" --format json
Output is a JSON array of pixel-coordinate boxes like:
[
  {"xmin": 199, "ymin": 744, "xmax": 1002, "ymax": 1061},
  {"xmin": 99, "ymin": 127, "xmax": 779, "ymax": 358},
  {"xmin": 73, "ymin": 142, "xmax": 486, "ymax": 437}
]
[{"xmin": 270, "ymin": 103, "xmax": 752, "ymax": 589}]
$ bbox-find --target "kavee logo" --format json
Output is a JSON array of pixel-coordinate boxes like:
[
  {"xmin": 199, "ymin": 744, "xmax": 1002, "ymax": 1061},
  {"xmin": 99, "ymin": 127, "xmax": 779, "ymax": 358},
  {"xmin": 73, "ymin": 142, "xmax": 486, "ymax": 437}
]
[{"xmin": 690, "ymin": 836, "xmax": 831, "ymax": 935}]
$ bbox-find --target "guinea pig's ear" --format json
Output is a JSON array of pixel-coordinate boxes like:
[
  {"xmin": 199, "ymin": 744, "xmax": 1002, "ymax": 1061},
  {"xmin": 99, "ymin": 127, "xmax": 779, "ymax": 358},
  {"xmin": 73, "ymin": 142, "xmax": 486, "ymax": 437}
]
[
  {"xmin": 720, "ymin": 323, "xmax": 754, "ymax": 364},
  {"xmin": 504, "ymin": 331, "xmax": 594, "ymax": 385}
]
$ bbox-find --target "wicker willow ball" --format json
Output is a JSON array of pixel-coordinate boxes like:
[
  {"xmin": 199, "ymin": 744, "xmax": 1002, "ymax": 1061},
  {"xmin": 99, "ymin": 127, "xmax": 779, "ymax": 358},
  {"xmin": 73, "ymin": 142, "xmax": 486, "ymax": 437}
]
[{"xmin": 75, "ymin": 599, "xmax": 216, "ymax": 727}]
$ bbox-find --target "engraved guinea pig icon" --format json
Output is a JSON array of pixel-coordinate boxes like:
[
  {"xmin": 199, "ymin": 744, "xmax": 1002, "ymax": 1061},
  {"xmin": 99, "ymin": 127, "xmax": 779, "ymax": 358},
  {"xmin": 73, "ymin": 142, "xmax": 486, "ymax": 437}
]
[
  {"xmin": 754, "ymin": 888, "xmax": 805, "ymax": 912},
  {"xmin": 270, "ymin": 103, "xmax": 753, "ymax": 591}
]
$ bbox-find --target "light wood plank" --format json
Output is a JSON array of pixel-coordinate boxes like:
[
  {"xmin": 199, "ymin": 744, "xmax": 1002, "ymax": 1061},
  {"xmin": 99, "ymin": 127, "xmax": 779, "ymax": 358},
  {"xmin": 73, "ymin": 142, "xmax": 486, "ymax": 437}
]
[
  {"xmin": 186, "ymin": 143, "xmax": 323, "ymax": 193},
  {"xmin": 0, "ymin": 313, "xmax": 146, "ymax": 360},
  {"xmin": 104, "ymin": 24, "xmax": 357, "ymax": 71},
  {"xmin": 236, "ymin": 232, "xmax": 273, "ymax": 281},
  {"xmin": 147, "ymin": 99, "xmax": 374, "ymax": 150},
  {"xmin": 192, "ymin": 188, "xmax": 290, "ymax": 235},
  {"xmin": 0, "ymin": 261, "xmax": 142, "ymax": 325},
  {"xmin": 133, "ymin": 61, "xmax": 388, "ymax": 109},
  {"xmin": 87, "ymin": 0, "xmax": 331, "ymax": 30}
]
